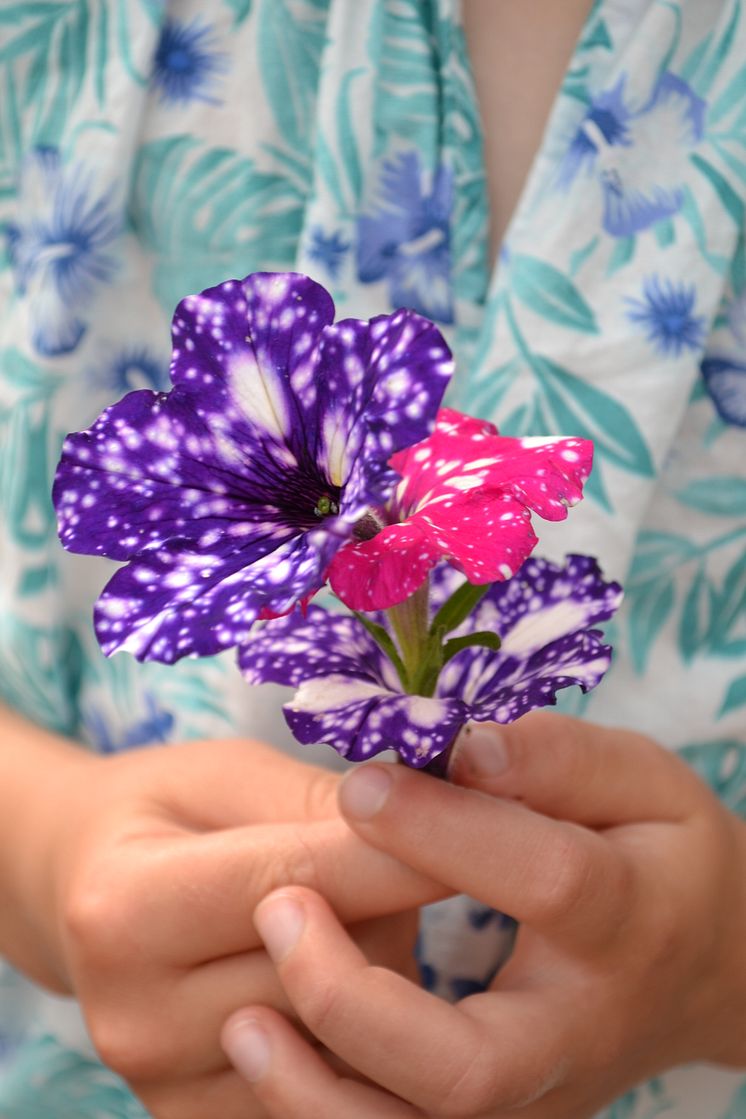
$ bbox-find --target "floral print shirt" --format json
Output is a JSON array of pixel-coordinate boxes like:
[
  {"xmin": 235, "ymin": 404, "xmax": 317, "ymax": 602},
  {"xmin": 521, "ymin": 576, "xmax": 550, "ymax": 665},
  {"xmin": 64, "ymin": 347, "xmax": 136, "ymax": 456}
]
[{"xmin": 1, "ymin": 1, "xmax": 745, "ymax": 1116}]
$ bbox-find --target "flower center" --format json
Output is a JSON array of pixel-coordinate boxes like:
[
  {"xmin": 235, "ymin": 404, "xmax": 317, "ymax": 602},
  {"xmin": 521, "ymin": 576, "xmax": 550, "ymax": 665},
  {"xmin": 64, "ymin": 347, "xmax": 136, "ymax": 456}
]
[{"xmin": 314, "ymin": 494, "xmax": 339, "ymax": 518}]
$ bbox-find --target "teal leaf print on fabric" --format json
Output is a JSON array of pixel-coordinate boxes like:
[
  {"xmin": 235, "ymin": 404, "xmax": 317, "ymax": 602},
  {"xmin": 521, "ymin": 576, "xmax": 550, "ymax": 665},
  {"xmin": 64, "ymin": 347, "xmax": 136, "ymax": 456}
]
[
  {"xmin": 679, "ymin": 740, "xmax": 746, "ymax": 816},
  {"xmin": 224, "ymin": 0, "xmax": 253, "ymax": 25},
  {"xmin": 720, "ymin": 1080, "xmax": 746, "ymax": 1118},
  {"xmin": 0, "ymin": 348, "xmax": 61, "ymax": 555},
  {"xmin": 532, "ymin": 356, "xmax": 654, "ymax": 477},
  {"xmin": 627, "ymin": 577, "xmax": 676, "ymax": 674},
  {"xmin": 719, "ymin": 673, "xmax": 746, "ymax": 717},
  {"xmin": 129, "ymin": 136, "xmax": 304, "ymax": 311},
  {"xmin": 599, "ymin": 1077, "xmax": 671, "ymax": 1119},
  {"xmin": 685, "ymin": 0, "xmax": 741, "ymax": 99},
  {"xmin": 674, "ymin": 476, "xmax": 746, "ymax": 515},
  {"xmin": 509, "ymin": 253, "xmax": 599, "ymax": 333},
  {"xmin": 0, "ymin": 618, "xmax": 83, "ymax": 736},
  {"xmin": 0, "ymin": 1034, "xmax": 149, "ymax": 1119},
  {"xmin": 709, "ymin": 553, "xmax": 746, "ymax": 657},
  {"xmin": 629, "ymin": 532, "xmax": 697, "ymax": 583},
  {"xmin": 257, "ymin": 0, "xmax": 326, "ymax": 154},
  {"xmin": 374, "ymin": 0, "xmax": 441, "ymax": 163},
  {"xmin": 678, "ymin": 563, "xmax": 711, "ymax": 662},
  {"xmin": 691, "ymin": 154, "xmax": 745, "ymax": 228}
]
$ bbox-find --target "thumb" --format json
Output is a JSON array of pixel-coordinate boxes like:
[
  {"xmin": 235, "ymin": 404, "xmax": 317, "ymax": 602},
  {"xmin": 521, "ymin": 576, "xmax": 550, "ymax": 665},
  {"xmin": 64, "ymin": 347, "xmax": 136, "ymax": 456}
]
[{"xmin": 448, "ymin": 711, "xmax": 705, "ymax": 827}]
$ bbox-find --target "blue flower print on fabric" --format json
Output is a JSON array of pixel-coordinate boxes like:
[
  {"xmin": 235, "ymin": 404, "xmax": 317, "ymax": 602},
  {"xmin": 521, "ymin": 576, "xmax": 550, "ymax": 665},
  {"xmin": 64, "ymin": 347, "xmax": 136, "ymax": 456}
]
[
  {"xmin": 84, "ymin": 693, "xmax": 175, "ymax": 754},
  {"xmin": 152, "ymin": 19, "xmax": 228, "ymax": 106},
  {"xmin": 4, "ymin": 148, "xmax": 119, "ymax": 357},
  {"xmin": 560, "ymin": 72, "xmax": 706, "ymax": 237},
  {"xmin": 700, "ymin": 290, "xmax": 746, "ymax": 427},
  {"xmin": 91, "ymin": 346, "xmax": 170, "ymax": 396},
  {"xmin": 700, "ymin": 357, "xmax": 746, "ymax": 427},
  {"xmin": 307, "ymin": 227, "xmax": 350, "ymax": 279},
  {"xmin": 357, "ymin": 151, "xmax": 454, "ymax": 323},
  {"xmin": 626, "ymin": 277, "xmax": 706, "ymax": 357}
]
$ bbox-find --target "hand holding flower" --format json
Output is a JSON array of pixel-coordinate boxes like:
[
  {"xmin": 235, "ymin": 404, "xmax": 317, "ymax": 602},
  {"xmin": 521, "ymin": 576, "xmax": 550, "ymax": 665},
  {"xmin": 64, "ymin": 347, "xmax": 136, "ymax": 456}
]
[
  {"xmin": 222, "ymin": 712, "xmax": 746, "ymax": 1117},
  {"xmin": 19, "ymin": 733, "xmax": 442, "ymax": 1119}
]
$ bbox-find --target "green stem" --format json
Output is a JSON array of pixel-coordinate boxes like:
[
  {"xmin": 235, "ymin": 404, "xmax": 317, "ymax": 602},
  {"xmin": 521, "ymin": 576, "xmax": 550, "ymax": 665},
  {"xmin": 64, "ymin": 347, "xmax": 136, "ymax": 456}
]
[{"xmin": 387, "ymin": 581, "xmax": 430, "ymax": 686}]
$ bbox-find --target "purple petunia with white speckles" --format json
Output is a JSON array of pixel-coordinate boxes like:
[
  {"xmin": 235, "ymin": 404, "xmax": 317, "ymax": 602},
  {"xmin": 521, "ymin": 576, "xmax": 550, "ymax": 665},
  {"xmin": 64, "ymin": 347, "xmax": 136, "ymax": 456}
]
[
  {"xmin": 53, "ymin": 272, "xmax": 452, "ymax": 662},
  {"xmin": 238, "ymin": 555, "xmax": 623, "ymax": 768}
]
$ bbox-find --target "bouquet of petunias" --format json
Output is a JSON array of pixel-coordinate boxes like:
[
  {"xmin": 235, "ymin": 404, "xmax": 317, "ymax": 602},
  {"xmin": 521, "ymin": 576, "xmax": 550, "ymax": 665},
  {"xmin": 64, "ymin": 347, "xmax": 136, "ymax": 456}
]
[{"xmin": 53, "ymin": 272, "xmax": 622, "ymax": 774}]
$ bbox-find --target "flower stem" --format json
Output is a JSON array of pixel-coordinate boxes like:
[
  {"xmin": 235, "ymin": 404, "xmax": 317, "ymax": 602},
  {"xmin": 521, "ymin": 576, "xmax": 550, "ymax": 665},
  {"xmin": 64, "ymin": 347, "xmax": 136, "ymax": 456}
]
[{"xmin": 387, "ymin": 581, "xmax": 430, "ymax": 688}]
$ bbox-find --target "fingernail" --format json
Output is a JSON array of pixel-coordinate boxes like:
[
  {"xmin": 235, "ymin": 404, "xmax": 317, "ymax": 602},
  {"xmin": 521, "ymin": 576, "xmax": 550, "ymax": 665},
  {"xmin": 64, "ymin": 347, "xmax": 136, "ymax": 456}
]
[
  {"xmin": 339, "ymin": 765, "xmax": 392, "ymax": 820},
  {"xmin": 452, "ymin": 723, "xmax": 510, "ymax": 780},
  {"xmin": 223, "ymin": 1017, "xmax": 271, "ymax": 1082},
  {"xmin": 254, "ymin": 894, "xmax": 305, "ymax": 962}
]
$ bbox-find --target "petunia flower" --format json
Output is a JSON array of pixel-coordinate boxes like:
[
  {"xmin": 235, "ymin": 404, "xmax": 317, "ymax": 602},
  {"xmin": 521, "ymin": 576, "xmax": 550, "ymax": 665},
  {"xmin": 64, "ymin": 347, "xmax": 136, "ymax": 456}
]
[
  {"xmin": 238, "ymin": 555, "xmax": 622, "ymax": 769},
  {"xmin": 327, "ymin": 409, "xmax": 593, "ymax": 612},
  {"xmin": 53, "ymin": 272, "xmax": 452, "ymax": 663}
]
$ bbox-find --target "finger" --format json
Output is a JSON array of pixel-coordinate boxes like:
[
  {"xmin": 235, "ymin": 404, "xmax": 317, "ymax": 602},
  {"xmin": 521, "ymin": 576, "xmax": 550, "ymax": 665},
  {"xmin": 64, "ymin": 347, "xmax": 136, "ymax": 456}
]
[
  {"xmin": 449, "ymin": 712, "xmax": 706, "ymax": 826},
  {"xmin": 89, "ymin": 911, "xmax": 418, "ymax": 1084},
  {"xmin": 137, "ymin": 1067, "xmax": 271, "ymax": 1119},
  {"xmin": 140, "ymin": 738, "xmax": 342, "ymax": 829},
  {"xmin": 223, "ymin": 1008, "xmax": 420, "ymax": 1118},
  {"xmin": 338, "ymin": 764, "xmax": 630, "ymax": 942},
  {"xmin": 253, "ymin": 887, "xmax": 573, "ymax": 1114},
  {"xmin": 96, "ymin": 819, "xmax": 443, "ymax": 963}
]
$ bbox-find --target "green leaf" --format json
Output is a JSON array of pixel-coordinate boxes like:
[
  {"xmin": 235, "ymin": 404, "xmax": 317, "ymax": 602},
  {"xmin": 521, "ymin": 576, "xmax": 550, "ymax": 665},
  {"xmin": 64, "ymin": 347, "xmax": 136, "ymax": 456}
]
[
  {"xmin": 429, "ymin": 580, "xmax": 490, "ymax": 638},
  {"xmin": 691, "ymin": 154, "xmax": 745, "ymax": 227},
  {"xmin": 533, "ymin": 356, "xmax": 654, "ymax": 477},
  {"xmin": 442, "ymin": 631, "xmax": 501, "ymax": 665},
  {"xmin": 674, "ymin": 476, "xmax": 746, "ymax": 516},
  {"xmin": 352, "ymin": 612, "xmax": 408, "ymax": 688},
  {"xmin": 509, "ymin": 254, "xmax": 599, "ymax": 333},
  {"xmin": 719, "ymin": 673, "xmax": 746, "ymax": 717},
  {"xmin": 627, "ymin": 579, "xmax": 675, "ymax": 673}
]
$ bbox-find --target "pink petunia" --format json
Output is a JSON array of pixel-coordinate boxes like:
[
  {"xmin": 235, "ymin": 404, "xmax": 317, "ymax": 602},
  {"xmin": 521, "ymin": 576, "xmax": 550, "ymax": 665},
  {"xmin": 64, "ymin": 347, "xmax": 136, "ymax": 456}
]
[{"xmin": 328, "ymin": 408, "xmax": 593, "ymax": 611}]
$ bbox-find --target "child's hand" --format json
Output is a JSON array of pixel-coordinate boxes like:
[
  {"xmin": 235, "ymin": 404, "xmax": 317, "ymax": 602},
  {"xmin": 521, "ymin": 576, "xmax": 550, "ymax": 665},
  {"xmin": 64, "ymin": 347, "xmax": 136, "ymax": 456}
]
[
  {"xmin": 22, "ymin": 737, "xmax": 442, "ymax": 1118},
  {"xmin": 222, "ymin": 712, "xmax": 746, "ymax": 1118}
]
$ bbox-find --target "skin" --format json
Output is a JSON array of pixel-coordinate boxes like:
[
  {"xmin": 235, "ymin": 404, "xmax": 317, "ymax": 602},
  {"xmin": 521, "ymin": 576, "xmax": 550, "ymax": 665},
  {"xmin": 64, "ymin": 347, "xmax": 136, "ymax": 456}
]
[
  {"xmin": 0, "ymin": 705, "xmax": 441, "ymax": 1118},
  {"xmin": 223, "ymin": 711, "xmax": 746, "ymax": 1117}
]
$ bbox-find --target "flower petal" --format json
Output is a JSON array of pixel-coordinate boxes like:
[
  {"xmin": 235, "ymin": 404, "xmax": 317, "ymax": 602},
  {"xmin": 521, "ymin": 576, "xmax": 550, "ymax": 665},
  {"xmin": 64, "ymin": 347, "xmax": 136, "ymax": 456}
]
[
  {"xmin": 94, "ymin": 534, "xmax": 332, "ymax": 662},
  {"xmin": 285, "ymin": 675, "xmax": 466, "ymax": 766},
  {"xmin": 436, "ymin": 555, "xmax": 622, "ymax": 721},
  {"xmin": 238, "ymin": 605, "xmax": 394, "ymax": 689},
  {"xmin": 331, "ymin": 409, "xmax": 592, "ymax": 609},
  {"xmin": 327, "ymin": 521, "xmax": 438, "ymax": 612}
]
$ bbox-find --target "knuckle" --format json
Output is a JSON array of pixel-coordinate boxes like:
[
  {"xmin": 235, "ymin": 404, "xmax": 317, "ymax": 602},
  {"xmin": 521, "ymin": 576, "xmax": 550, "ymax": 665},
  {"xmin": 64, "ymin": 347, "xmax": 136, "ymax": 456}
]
[
  {"xmin": 537, "ymin": 829, "xmax": 597, "ymax": 921},
  {"xmin": 431, "ymin": 1045, "xmax": 499, "ymax": 1117},
  {"xmin": 62, "ymin": 873, "xmax": 124, "ymax": 960},
  {"xmin": 297, "ymin": 973, "xmax": 344, "ymax": 1040},
  {"xmin": 302, "ymin": 769, "xmax": 340, "ymax": 821},
  {"xmin": 88, "ymin": 1014, "xmax": 168, "ymax": 1084}
]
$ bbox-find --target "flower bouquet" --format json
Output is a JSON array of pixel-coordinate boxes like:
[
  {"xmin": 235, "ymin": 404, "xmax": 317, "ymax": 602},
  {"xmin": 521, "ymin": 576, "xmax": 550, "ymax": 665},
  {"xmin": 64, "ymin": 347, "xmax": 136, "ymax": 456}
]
[{"xmin": 53, "ymin": 272, "xmax": 622, "ymax": 775}]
